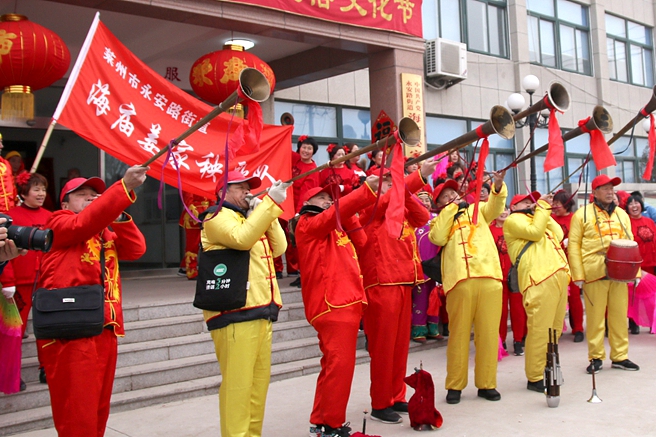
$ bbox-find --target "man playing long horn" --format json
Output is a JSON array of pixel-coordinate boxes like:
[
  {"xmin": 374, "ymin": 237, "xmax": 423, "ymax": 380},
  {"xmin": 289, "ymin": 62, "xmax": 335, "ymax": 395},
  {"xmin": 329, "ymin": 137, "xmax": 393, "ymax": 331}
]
[
  {"xmin": 503, "ymin": 191, "xmax": 570, "ymax": 393},
  {"xmin": 429, "ymin": 170, "xmax": 508, "ymax": 404},
  {"xmin": 358, "ymin": 159, "xmax": 437, "ymax": 424}
]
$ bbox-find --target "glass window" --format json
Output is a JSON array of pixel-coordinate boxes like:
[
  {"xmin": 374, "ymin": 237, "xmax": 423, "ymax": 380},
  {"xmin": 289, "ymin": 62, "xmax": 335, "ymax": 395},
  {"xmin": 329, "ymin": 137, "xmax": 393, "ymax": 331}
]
[
  {"xmin": 528, "ymin": 0, "xmax": 592, "ymax": 75},
  {"xmin": 425, "ymin": 117, "xmax": 468, "ymax": 145},
  {"xmin": 606, "ymin": 14, "xmax": 654, "ymax": 87},
  {"xmin": 342, "ymin": 108, "xmax": 371, "ymax": 140},
  {"xmin": 427, "ymin": 0, "xmax": 508, "ymax": 58},
  {"xmin": 274, "ymin": 101, "xmax": 337, "ymax": 137}
]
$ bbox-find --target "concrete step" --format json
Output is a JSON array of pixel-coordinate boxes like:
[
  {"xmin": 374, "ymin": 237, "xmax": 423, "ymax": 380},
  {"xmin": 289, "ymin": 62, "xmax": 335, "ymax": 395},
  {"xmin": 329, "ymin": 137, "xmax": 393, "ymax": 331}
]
[{"xmin": 1, "ymin": 338, "xmax": 446, "ymax": 436}]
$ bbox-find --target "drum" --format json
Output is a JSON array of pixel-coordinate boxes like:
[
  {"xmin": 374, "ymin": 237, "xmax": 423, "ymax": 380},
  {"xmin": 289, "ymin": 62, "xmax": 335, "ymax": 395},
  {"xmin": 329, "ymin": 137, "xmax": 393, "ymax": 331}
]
[{"xmin": 605, "ymin": 239, "xmax": 642, "ymax": 282}]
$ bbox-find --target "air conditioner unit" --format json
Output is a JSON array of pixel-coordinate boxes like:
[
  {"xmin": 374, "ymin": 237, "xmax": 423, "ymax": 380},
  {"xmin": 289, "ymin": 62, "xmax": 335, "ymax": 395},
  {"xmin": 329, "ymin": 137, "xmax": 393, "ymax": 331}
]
[{"xmin": 425, "ymin": 38, "xmax": 467, "ymax": 86}]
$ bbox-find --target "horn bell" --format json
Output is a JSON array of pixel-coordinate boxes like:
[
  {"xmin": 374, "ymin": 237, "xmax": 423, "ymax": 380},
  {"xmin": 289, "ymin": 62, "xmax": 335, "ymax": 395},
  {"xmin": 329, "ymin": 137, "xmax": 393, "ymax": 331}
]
[
  {"xmin": 591, "ymin": 105, "xmax": 613, "ymax": 134},
  {"xmin": 238, "ymin": 68, "xmax": 271, "ymax": 102},
  {"xmin": 398, "ymin": 117, "xmax": 421, "ymax": 146},
  {"xmin": 547, "ymin": 81, "xmax": 571, "ymax": 113},
  {"xmin": 487, "ymin": 105, "xmax": 516, "ymax": 140}
]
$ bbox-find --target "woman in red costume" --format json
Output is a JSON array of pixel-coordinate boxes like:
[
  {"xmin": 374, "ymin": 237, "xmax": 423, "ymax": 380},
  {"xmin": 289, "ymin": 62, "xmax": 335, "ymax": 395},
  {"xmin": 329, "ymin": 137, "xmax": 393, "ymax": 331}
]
[
  {"xmin": 366, "ymin": 149, "xmax": 384, "ymax": 176},
  {"xmin": 551, "ymin": 190, "xmax": 585, "ymax": 342},
  {"xmin": 319, "ymin": 144, "xmax": 358, "ymax": 195},
  {"xmin": 8, "ymin": 173, "xmax": 52, "ymax": 333},
  {"xmin": 292, "ymin": 135, "xmax": 320, "ymax": 213}
]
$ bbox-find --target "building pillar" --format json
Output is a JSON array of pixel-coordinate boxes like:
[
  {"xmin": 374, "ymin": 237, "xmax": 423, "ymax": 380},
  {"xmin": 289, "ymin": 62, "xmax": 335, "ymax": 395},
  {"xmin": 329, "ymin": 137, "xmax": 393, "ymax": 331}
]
[{"xmin": 368, "ymin": 48, "xmax": 424, "ymax": 138}]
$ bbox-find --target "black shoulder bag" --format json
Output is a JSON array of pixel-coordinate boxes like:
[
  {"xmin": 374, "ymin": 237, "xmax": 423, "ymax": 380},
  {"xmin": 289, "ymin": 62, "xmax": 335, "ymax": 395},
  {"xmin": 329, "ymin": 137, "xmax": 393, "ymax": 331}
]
[
  {"xmin": 507, "ymin": 241, "xmax": 534, "ymax": 293},
  {"xmin": 32, "ymin": 244, "xmax": 106, "ymax": 340},
  {"xmin": 193, "ymin": 206, "xmax": 251, "ymax": 312},
  {"xmin": 421, "ymin": 207, "xmax": 466, "ymax": 284}
]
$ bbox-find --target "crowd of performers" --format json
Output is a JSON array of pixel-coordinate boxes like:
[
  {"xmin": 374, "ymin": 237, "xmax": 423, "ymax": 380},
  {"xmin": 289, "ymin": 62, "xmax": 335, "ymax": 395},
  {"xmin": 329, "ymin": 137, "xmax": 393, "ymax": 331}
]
[{"xmin": 1, "ymin": 130, "xmax": 654, "ymax": 437}]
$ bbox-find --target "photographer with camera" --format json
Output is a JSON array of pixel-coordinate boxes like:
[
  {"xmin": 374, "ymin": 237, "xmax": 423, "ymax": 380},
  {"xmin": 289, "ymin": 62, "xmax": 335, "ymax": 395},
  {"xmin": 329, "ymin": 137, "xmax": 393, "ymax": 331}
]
[{"xmin": 35, "ymin": 165, "xmax": 147, "ymax": 436}]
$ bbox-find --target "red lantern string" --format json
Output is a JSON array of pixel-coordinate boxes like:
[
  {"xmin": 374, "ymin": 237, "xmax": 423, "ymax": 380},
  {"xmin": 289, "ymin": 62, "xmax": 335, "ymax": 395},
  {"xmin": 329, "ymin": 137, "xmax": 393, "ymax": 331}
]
[
  {"xmin": 577, "ymin": 116, "xmax": 616, "ymax": 171},
  {"xmin": 471, "ymin": 125, "xmax": 489, "ymax": 226},
  {"xmin": 642, "ymin": 113, "xmax": 656, "ymax": 180},
  {"xmin": 542, "ymin": 96, "xmax": 565, "ymax": 172}
]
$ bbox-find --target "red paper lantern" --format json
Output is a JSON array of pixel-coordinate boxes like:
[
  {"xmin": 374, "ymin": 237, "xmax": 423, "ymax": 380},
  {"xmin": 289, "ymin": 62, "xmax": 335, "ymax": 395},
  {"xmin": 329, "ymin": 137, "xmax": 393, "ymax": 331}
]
[
  {"xmin": 0, "ymin": 14, "xmax": 71, "ymax": 120},
  {"xmin": 190, "ymin": 44, "xmax": 275, "ymax": 107}
]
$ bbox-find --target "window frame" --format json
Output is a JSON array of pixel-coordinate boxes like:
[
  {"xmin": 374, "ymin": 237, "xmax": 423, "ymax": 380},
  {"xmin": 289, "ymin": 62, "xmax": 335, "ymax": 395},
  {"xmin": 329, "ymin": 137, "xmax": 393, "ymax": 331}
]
[
  {"xmin": 606, "ymin": 13, "xmax": 654, "ymax": 88},
  {"xmin": 527, "ymin": 0, "xmax": 593, "ymax": 76},
  {"xmin": 429, "ymin": 0, "xmax": 510, "ymax": 59}
]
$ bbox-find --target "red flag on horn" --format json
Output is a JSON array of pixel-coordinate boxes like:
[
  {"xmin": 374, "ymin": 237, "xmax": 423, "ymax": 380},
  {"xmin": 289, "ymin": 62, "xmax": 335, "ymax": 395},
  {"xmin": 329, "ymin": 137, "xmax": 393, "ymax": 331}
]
[
  {"xmin": 577, "ymin": 116, "xmax": 616, "ymax": 170},
  {"xmin": 543, "ymin": 96, "xmax": 565, "ymax": 172}
]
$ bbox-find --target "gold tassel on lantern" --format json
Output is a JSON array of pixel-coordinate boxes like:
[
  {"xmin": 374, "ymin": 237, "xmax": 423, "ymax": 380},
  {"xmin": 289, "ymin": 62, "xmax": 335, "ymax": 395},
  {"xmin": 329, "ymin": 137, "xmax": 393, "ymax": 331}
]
[
  {"xmin": 227, "ymin": 103, "xmax": 244, "ymax": 119},
  {"xmin": 1, "ymin": 85, "xmax": 34, "ymax": 121}
]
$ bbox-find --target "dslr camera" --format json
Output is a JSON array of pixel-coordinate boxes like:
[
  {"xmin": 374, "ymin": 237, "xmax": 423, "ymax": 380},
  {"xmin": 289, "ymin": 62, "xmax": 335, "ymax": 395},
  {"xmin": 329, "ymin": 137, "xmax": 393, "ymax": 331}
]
[{"xmin": 0, "ymin": 213, "xmax": 53, "ymax": 252}]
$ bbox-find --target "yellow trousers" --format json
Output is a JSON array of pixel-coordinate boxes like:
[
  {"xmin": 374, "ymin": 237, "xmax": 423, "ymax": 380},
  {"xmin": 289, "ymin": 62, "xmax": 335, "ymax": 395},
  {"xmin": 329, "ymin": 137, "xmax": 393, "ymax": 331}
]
[
  {"xmin": 211, "ymin": 319, "xmax": 273, "ymax": 437},
  {"xmin": 522, "ymin": 270, "xmax": 568, "ymax": 382},
  {"xmin": 583, "ymin": 280, "xmax": 629, "ymax": 362},
  {"xmin": 445, "ymin": 278, "xmax": 502, "ymax": 390}
]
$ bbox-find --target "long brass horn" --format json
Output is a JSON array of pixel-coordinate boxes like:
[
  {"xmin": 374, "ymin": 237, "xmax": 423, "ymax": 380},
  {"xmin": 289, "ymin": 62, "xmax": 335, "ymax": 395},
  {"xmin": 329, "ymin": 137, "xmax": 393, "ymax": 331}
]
[
  {"xmin": 405, "ymin": 105, "xmax": 515, "ymax": 166},
  {"xmin": 251, "ymin": 117, "xmax": 421, "ymax": 196},
  {"xmin": 140, "ymin": 68, "xmax": 271, "ymax": 168},
  {"xmin": 605, "ymin": 85, "xmax": 656, "ymax": 145},
  {"xmin": 512, "ymin": 105, "xmax": 613, "ymax": 167},
  {"xmin": 512, "ymin": 81, "xmax": 571, "ymax": 122}
]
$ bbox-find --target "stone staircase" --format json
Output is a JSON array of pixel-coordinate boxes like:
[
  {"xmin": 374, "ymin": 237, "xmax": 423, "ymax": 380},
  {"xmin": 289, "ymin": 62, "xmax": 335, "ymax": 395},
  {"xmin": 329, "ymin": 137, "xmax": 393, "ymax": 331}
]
[{"xmin": 0, "ymin": 275, "xmax": 445, "ymax": 436}]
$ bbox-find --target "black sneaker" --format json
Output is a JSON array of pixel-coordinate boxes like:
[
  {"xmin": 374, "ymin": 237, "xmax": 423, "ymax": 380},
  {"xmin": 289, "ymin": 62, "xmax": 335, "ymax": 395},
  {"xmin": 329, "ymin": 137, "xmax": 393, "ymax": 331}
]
[
  {"xmin": 611, "ymin": 359, "xmax": 640, "ymax": 371},
  {"xmin": 587, "ymin": 359, "xmax": 603, "ymax": 374},
  {"xmin": 392, "ymin": 401, "xmax": 408, "ymax": 414},
  {"xmin": 290, "ymin": 276, "xmax": 301, "ymax": 287},
  {"xmin": 19, "ymin": 379, "xmax": 26, "ymax": 392},
  {"xmin": 370, "ymin": 407, "xmax": 402, "ymax": 424},
  {"xmin": 527, "ymin": 379, "xmax": 545, "ymax": 393},
  {"xmin": 513, "ymin": 341, "xmax": 524, "ymax": 356},
  {"xmin": 477, "ymin": 388, "xmax": 501, "ymax": 401},
  {"xmin": 275, "ymin": 272, "xmax": 283, "ymax": 279},
  {"xmin": 39, "ymin": 367, "xmax": 47, "ymax": 384},
  {"xmin": 446, "ymin": 389, "xmax": 461, "ymax": 404},
  {"xmin": 176, "ymin": 268, "xmax": 186, "ymax": 277},
  {"xmin": 441, "ymin": 323, "xmax": 449, "ymax": 338},
  {"xmin": 573, "ymin": 331, "xmax": 584, "ymax": 342},
  {"xmin": 629, "ymin": 319, "xmax": 640, "ymax": 335},
  {"xmin": 320, "ymin": 423, "xmax": 352, "ymax": 437}
]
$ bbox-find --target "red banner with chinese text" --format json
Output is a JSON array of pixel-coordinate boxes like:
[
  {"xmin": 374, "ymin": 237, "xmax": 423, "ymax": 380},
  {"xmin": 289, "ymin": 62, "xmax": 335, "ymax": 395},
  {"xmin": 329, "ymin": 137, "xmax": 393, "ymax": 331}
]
[
  {"xmin": 55, "ymin": 21, "xmax": 295, "ymax": 219},
  {"xmin": 221, "ymin": 0, "xmax": 422, "ymax": 38}
]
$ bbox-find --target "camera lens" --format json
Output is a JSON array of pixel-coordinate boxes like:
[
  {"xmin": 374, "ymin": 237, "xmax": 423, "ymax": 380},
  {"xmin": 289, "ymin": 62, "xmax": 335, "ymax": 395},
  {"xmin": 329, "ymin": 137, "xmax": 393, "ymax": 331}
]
[{"xmin": 7, "ymin": 226, "xmax": 53, "ymax": 252}]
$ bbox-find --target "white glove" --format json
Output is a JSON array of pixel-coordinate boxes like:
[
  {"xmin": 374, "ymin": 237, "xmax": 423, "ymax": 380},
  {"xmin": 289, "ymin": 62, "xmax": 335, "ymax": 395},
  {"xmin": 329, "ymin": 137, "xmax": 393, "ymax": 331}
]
[
  {"xmin": 2, "ymin": 286, "xmax": 15, "ymax": 299},
  {"xmin": 245, "ymin": 195, "xmax": 263, "ymax": 217},
  {"xmin": 339, "ymin": 185, "xmax": 345, "ymax": 193},
  {"xmin": 635, "ymin": 277, "xmax": 641, "ymax": 287},
  {"xmin": 562, "ymin": 238, "xmax": 568, "ymax": 249},
  {"xmin": 268, "ymin": 181, "xmax": 292, "ymax": 204},
  {"xmin": 574, "ymin": 281, "xmax": 584, "ymax": 288}
]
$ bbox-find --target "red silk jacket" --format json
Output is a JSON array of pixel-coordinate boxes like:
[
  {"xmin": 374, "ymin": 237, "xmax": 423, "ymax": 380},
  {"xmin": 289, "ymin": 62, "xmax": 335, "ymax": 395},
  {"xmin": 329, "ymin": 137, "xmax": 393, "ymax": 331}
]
[
  {"xmin": 358, "ymin": 171, "xmax": 429, "ymax": 289},
  {"xmin": 295, "ymin": 183, "xmax": 376, "ymax": 324},
  {"xmin": 39, "ymin": 181, "xmax": 146, "ymax": 336}
]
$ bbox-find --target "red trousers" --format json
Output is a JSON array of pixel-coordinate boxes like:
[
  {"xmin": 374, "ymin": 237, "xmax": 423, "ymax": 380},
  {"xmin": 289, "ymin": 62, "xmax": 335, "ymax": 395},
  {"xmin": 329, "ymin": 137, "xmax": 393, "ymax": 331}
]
[
  {"xmin": 568, "ymin": 282, "xmax": 584, "ymax": 333},
  {"xmin": 37, "ymin": 329, "xmax": 118, "ymax": 437},
  {"xmin": 499, "ymin": 282, "xmax": 527, "ymax": 343},
  {"xmin": 364, "ymin": 284, "xmax": 411, "ymax": 410},
  {"xmin": 310, "ymin": 304, "xmax": 363, "ymax": 428},
  {"xmin": 274, "ymin": 219, "xmax": 298, "ymax": 274}
]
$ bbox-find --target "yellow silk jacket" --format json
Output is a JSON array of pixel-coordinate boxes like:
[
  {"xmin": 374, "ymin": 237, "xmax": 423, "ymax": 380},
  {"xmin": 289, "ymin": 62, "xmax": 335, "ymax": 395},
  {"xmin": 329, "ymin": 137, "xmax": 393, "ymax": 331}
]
[
  {"xmin": 568, "ymin": 202, "xmax": 635, "ymax": 283},
  {"xmin": 504, "ymin": 200, "xmax": 570, "ymax": 293},
  {"xmin": 428, "ymin": 183, "xmax": 507, "ymax": 293}
]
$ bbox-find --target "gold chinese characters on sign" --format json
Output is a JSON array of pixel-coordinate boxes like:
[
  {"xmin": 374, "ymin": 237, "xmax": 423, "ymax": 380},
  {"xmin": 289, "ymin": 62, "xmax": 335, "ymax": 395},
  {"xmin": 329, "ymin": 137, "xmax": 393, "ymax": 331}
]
[{"xmin": 400, "ymin": 73, "xmax": 425, "ymax": 158}]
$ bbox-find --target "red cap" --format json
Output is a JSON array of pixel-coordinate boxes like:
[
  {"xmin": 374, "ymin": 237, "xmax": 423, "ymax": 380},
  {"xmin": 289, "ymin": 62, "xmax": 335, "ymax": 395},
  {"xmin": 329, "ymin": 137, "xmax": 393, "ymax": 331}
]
[
  {"xmin": 510, "ymin": 191, "xmax": 541, "ymax": 208},
  {"xmin": 215, "ymin": 170, "xmax": 262, "ymax": 194},
  {"xmin": 301, "ymin": 184, "xmax": 336, "ymax": 204},
  {"xmin": 60, "ymin": 177, "xmax": 106, "ymax": 203},
  {"xmin": 432, "ymin": 179, "xmax": 459, "ymax": 203},
  {"xmin": 591, "ymin": 174, "xmax": 621, "ymax": 190}
]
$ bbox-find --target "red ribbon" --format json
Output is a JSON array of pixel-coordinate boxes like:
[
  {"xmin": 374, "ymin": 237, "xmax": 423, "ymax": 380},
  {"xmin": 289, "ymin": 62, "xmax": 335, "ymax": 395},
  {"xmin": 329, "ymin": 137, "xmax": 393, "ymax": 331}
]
[
  {"xmin": 471, "ymin": 125, "xmax": 489, "ymax": 226},
  {"xmin": 643, "ymin": 114, "xmax": 656, "ymax": 180},
  {"xmin": 227, "ymin": 86, "xmax": 263, "ymax": 159},
  {"xmin": 385, "ymin": 130, "xmax": 406, "ymax": 238},
  {"xmin": 542, "ymin": 96, "xmax": 565, "ymax": 172},
  {"xmin": 578, "ymin": 116, "xmax": 616, "ymax": 171}
]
